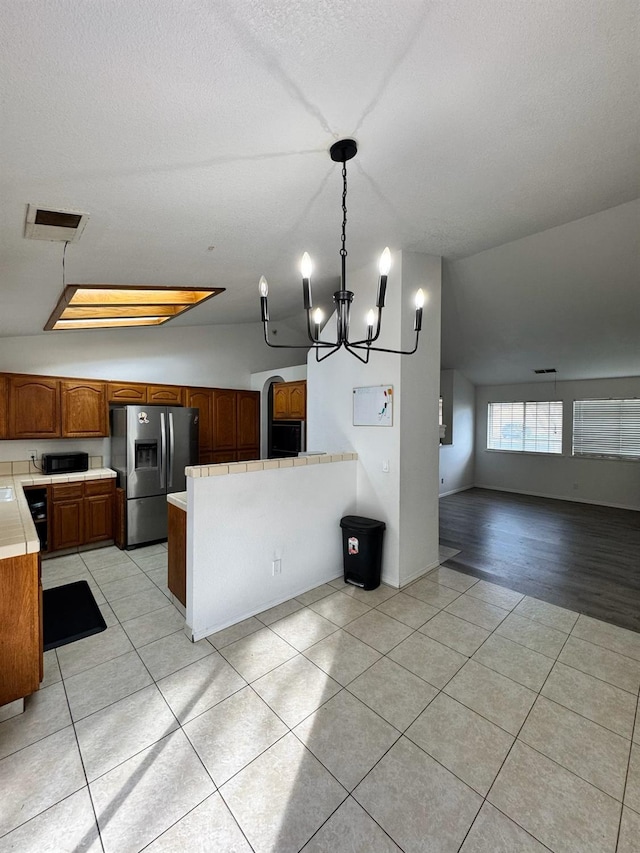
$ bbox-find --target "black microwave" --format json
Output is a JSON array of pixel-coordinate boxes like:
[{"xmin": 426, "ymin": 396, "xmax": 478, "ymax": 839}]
[{"xmin": 41, "ymin": 452, "xmax": 89, "ymax": 475}]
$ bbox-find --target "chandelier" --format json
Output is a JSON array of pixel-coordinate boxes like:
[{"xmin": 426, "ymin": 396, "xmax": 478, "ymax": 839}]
[{"xmin": 259, "ymin": 138, "xmax": 424, "ymax": 363}]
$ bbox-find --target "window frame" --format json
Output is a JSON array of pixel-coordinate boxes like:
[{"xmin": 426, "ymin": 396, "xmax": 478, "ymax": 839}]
[
  {"xmin": 572, "ymin": 398, "xmax": 640, "ymax": 462},
  {"xmin": 486, "ymin": 400, "xmax": 563, "ymax": 455}
]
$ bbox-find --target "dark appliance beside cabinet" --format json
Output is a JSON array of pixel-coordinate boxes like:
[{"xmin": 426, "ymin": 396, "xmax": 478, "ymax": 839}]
[
  {"xmin": 270, "ymin": 420, "xmax": 306, "ymax": 458},
  {"xmin": 41, "ymin": 451, "xmax": 89, "ymax": 475}
]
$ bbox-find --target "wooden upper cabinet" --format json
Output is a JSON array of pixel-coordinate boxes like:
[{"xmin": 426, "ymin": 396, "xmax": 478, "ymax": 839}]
[
  {"xmin": 107, "ymin": 382, "xmax": 147, "ymax": 403},
  {"xmin": 237, "ymin": 390, "xmax": 260, "ymax": 449},
  {"xmin": 0, "ymin": 374, "xmax": 8, "ymax": 438},
  {"xmin": 9, "ymin": 375, "xmax": 61, "ymax": 438},
  {"xmin": 273, "ymin": 384, "xmax": 289, "ymax": 420},
  {"xmin": 272, "ymin": 380, "xmax": 306, "ymax": 420},
  {"xmin": 289, "ymin": 382, "xmax": 306, "ymax": 419},
  {"xmin": 184, "ymin": 388, "xmax": 213, "ymax": 452},
  {"xmin": 147, "ymin": 385, "xmax": 184, "ymax": 405},
  {"xmin": 212, "ymin": 389, "xmax": 237, "ymax": 450},
  {"xmin": 61, "ymin": 381, "xmax": 108, "ymax": 437}
]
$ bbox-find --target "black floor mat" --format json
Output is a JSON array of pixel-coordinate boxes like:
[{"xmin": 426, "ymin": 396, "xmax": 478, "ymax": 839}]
[{"xmin": 43, "ymin": 580, "xmax": 107, "ymax": 651}]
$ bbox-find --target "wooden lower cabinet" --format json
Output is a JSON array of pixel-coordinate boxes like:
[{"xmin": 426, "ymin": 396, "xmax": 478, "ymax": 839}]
[
  {"xmin": 51, "ymin": 499, "xmax": 84, "ymax": 550},
  {"xmin": 50, "ymin": 482, "xmax": 84, "ymax": 551},
  {"xmin": 84, "ymin": 480, "xmax": 115, "ymax": 544},
  {"xmin": 0, "ymin": 374, "xmax": 7, "ymax": 438},
  {"xmin": 167, "ymin": 503, "xmax": 186, "ymax": 607},
  {"xmin": 49, "ymin": 479, "xmax": 115, "ymax": 552},
  {"xmin": 0, "ymin": 552, "xmax": 42, "ymax": 706}
]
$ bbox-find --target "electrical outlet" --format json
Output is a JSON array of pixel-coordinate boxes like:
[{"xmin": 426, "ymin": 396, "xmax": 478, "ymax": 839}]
[
  {"xmin": 27, "ymin": 449, "xmax": 38, "ymax": 461},
  {"xmin": 272, "ymin": 558, "xmax": 282, "ymax": 576}
]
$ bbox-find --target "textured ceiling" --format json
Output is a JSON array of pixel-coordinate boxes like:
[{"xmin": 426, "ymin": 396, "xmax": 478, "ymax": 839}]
[{"xmin": 1, "ymin": 0, "xmax": 638, "ymax": 382}]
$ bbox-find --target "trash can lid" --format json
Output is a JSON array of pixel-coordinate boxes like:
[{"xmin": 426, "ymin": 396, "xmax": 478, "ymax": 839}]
[{"xmin": 340, "ymin": 515, "xmax": 386, "ymax": 531}]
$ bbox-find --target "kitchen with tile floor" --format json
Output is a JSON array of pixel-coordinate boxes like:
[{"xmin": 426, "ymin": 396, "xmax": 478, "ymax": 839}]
[{"xmin": 1, "ymin": 543, "xmax": 639, "ymax": 852}]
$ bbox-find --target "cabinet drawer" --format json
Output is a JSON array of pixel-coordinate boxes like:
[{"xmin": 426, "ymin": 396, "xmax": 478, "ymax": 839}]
[
  {"xmin": 84, "ymin": 479, "xmax": 114, "ymax": 497},
  {"xmin": 50, "ymin": 482, "xmax": 84, "ymax": 501}
]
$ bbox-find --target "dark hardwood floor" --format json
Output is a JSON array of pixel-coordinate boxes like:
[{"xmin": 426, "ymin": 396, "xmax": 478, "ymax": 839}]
[{"xmin": 439, "ymin": 488, "xmax": 640, "ymax": 633}]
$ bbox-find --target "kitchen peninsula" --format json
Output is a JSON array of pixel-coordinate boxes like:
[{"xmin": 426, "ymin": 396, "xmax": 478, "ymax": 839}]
[
  {"xmin": 174, "ymin": 453, "xmax": 358, "ymax": 641},
  {"xmin": 0, "ymin": 466, "xmax": 116, "ymax": 711}
]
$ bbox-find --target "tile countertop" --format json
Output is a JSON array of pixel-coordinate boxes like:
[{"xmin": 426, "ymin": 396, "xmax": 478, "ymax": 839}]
[
  {"xmin": 167, "ymin": 491, "xmax": 187, "ymax": 511},
  {"xmin": 0, "ymin": 469, "xmax": 116, "ymax": 561}
]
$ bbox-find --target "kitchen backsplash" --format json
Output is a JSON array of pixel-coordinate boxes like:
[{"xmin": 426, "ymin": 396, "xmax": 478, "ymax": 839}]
[{"xmin": 0, "ymin": 457, "xmax": 104, "ymax": 476}]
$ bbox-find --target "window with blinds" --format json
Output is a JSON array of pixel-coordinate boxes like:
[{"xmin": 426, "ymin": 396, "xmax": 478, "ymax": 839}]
[
  {"xmin": 487, "ymin": 401, "xmax": 563, "ymax": 453},
  {"xmin": 572, "ymin": 399, "xmax": 640, "ymax": 460}
]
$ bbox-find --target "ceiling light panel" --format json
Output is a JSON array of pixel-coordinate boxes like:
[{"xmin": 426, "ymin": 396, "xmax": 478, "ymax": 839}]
[{"xmin": 45, "ymin": 284, "xmax": 225, "ymax": 331}]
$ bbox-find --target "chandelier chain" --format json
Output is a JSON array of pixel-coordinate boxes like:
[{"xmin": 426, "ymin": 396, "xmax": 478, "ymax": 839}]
[{"xmin": 340, "ymin": 162, "xmax": 347, "ymax": 259}]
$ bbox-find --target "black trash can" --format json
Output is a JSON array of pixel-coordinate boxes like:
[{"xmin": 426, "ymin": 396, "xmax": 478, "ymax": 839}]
[{"xmin": 340, "ymin": 515, "xmax": 386, "ymax": 590}]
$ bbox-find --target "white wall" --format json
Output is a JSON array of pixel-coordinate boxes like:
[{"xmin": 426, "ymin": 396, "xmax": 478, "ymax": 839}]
[
  {"xmin": 475, "ymin": 376, "xmax": 640, "ymax": 510},
  {"xmin": 307, "ymin": 251, "xmax": 442, "ymax": 588},
  {"xmin": 187, "ymin": 460, "xmax": 357, "ymax": 639},
  {"xmin": 0, "ymin": 320, "xmax": 303, "ymax": 462},
  {"xmin": 439, "ymin": 369, "xmax": 475, "ymax": 496}
]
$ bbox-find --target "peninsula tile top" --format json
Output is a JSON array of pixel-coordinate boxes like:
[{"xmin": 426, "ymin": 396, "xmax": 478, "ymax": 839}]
[
  {"xmin": 0, "ymin": 469, "xmax": 117, "ymax": 560},
  {"xmin": 186, "ymin": 452, "xmax": 357, "ymax": 479}
]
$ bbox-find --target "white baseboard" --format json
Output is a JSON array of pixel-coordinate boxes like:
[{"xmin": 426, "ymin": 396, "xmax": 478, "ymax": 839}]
[
  {"xmin": 439, "ymin": 485, "xmax": 474, "ymax": 498},
  {"xmin": 398, "ymin": 558, "xmax": 441, "ymax": 588},
  {"xmin": 473, "ymin": 483, "xmax": 640, "ymax": 513},
  {"xmin": 189, "ymin": 572, "xmax": 343, "ymax": 642}
]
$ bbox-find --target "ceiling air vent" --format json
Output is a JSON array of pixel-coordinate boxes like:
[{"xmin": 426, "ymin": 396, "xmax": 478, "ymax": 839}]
[
  {"xmin": 533, "ymin": 368, "xmax": 557, "ymax": 374},
  {"xmin": 24, "ymin": 204, "xmax": 89, "ymax": 242}
]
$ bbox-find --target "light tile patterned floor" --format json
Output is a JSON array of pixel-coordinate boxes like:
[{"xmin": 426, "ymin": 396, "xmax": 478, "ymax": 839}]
[{"xmin": 1, "ymin": 544, "xmax": 639, "ymax": 852}]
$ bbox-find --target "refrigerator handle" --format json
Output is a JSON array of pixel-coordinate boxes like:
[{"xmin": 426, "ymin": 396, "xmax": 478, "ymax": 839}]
[
  {"xmin": 160, "ymin": 411, "xmax": 167, "ymax": 489},
  {"xmin": 168, "ymin": 411, "xmax": 174, "ymax": 489}
]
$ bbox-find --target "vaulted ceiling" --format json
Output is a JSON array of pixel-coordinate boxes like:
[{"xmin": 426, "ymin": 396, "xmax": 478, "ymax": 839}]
[{"xmin": 1, "ymin": 1, "xmax": 638, "ymax": 383}]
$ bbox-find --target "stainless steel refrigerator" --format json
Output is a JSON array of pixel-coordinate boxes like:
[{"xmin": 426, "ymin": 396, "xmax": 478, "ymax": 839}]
[{"xmin": 110, "ymin": 405, "xmax": 199, "ymax": 548}]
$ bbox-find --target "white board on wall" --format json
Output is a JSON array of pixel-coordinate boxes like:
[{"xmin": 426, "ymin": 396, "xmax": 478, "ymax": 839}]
[{"xmin": 353, "ymin": 385, "xmax": 394, "ymax": 426}]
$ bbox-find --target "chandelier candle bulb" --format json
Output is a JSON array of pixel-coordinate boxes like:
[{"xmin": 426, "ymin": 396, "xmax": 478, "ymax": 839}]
[
  {"xmin": 259, "ymin": 276, "xmax": 269, "ymax": 322},
  {"xmin": 366, "ymin": 309, "xmax": 375, "ymax": 342},
  {"xmin": 301, "ymin": 252, "xmax": 313, "ymax": 309},
  {"xmin": 313, "ymin": 307, "xmax": 323, "ymax": 341},
  {"xmin": 376, "ymin": 247, "xmax": 391, "ymax": 308},
  {"xmin": 414, "ymin": 288, "xmax": 425, "ymax": 332}
]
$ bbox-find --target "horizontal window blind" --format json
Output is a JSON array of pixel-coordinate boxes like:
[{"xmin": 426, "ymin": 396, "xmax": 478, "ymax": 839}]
[
  {"xmin": 487, "ymin": 401, "xmax": 562, "ymax": 453},
  {"xmin": 572, "ymin": 399, "xmax": 640, "ymax": 460}
]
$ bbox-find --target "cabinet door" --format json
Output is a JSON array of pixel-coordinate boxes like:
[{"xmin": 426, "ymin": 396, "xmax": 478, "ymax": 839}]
[
  {"xmin": 61, "ymin": 381, "xmax": 108, "ymax": 437},
  {"xmin": 107, "ymin": 383, "xmax": 147, "ymax": 403},
  {"xmin": 237, "ymin": 391, "xmax": 260, "ymax": 449},
  {"xmin": 272, "ymin": 384, "xmax": 290, "ymax": 420},
  {"xmin": 288, "ymin": 382, "xmax": 306, "ymax": 420},
  {"xmin": 237, "ymin": 448, "xmax": 259, "ymax": 462},
  {"xmin": 0, "ymin": 553, "xmax": 41, "ymax": 705},
  {"xmin": 51, "ymin": 499, "xmax": 83, "ymax": 550},
  {"xmin": 147, "ymin": 385, "xmax": 184, "ymax": 405},
  {"xmin": 84, "ymin": 495, "xmax": 113, "ymax": 543},
  {"xmin": 168, "ymin": 503, "xmax": 186, "ymax": 607},
  {"xmin": 0, "ymin": 374, "xmax": 7, "ymax": 438},
  {"xmin": 211, "ymin": 450, "xmax": 238, "ymax": 464},
  {"xmin": 184, "ymin": 389, "xmax": 213, "ymax": 452},
  {"xmin": 212, "ymin": 389, "xmax": 237, "ymax": 450},
  {"xmin": 9, "ymin": 375, "xmax": 61, "ymax": 438}
]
